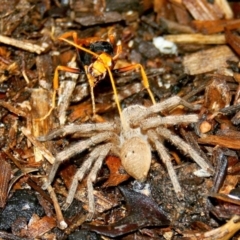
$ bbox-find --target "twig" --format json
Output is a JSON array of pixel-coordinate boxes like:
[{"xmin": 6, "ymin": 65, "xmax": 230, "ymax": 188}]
[
  {"xmin": 46, "ymin": 183, "xmax": 68, "ymax": 230},
  {"xmin": 0, "ymin": 101, "xmax": 27, "ymax": 117},
  {"xmin": 164, "ymin": 33, "xmax": 226, "ymax": 44},
  {"xmin": 21, "ymin": 127, "xmax": 55, "ymax": 164},
  {"xmin": 0, "ymin": 34, "xmax": 48, "ymax": 54}
]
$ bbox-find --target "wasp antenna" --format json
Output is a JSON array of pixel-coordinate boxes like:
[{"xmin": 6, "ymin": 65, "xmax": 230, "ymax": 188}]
[{"xmin": 59, "ymin": 37, "xmax": 99, "ymax": 58}]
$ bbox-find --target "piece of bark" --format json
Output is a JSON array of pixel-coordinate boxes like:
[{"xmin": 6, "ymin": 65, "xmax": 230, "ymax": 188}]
[
  {"xmin": 1, "ymin": 0, "xmax": 32, "ymax": 36},
  {"xmin": 30, "ymin": 89, "xmax": 54, "ymax": 163},
  {"xmin": 30, "ymin": 55, "xmax": 55, "ymax": 161},
  {"xmin": 0, "ymin": 35, "xmax": 48, "ymax": 54},
  {"xmin": 0, "ymin": 159, "xmax": 11, "ymax": 208},
  {"xmin": 214, "ymin": 0, "xmax": 233, "ymax": 19},
  {"xmin": 170, "ymin": 1, "xmax": 192, "ymax": 25},
  {"xmin": 159, "ymin": 18, "xmax": 194, "ymax": 34},
  {"xmin": 26, "ymin": 215, "xmax": 56, "ymax": 239},
  {"xmin": 21, "ymin": 127, "xmax": 55, "ymax": 164},
  {"xmin": 193, "ymin": 19, "xmax": 240, "ymax": 34},
  {"xmin": 75, "ymin": 12, "xmax": 123, "ymax": 27},
  {"xmin": 183, "ymin": 0, "xmax": 222, "ymax": 20},
  {"xmin": 225, "ymin": 29, "xmax": 240, "ymax": 57},
  {"xmin": 198, "ymin": 135, "xmax": 240, "ymax": 150},
  {"xmin": 106, "ymin": 0, "xmax": 152, "ymax": 14},
  {"xmin": 183, "ymin": 45, "xmax": 238, "ymax": 75},
  {"xmin": 203, "ymin": 77, "xmax": 231, "ymax": 112}
]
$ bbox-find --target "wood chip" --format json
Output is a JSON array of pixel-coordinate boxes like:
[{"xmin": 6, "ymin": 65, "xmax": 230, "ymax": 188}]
[
  {"xmin": 21, "ymin": 127, "xmax": 55, "ymax": 164},
  {"xmin": 183, "ymin": 0, "xmax": 221, "ymax": 20},
  {"xmin": 0, "ymin": 159, "xmax": 11, "ymax": 208},
  {"xmin": 26, "ymin": 216, "xmax": 56, "ymax": 238},
  {"xmin": 183, "ymin": 45, "xmax": 238, "ymax": 75},
  {"xmin": 198, "ymin": 135, "xmax": 240, "ymax": 149},
  {"xmin": 192, "ymin": 19, "xmax": 240, "ymax": 34}
]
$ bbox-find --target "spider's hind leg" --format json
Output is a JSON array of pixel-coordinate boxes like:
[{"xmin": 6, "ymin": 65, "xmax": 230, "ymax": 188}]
[
  {"xmin": 147, "ymin": 129, "xmax": 184, "ymax": 200},
  {"xmin": 86, "ymin": 143, "xmax": 112, "ymax": 220}
]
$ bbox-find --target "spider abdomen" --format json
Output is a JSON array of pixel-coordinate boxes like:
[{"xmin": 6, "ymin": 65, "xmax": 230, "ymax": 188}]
[{"xmin": 120, "ymin": 137, "xmax": 151, "ymax": 182}]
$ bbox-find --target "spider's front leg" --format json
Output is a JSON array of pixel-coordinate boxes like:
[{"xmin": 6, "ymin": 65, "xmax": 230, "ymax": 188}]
[
  {"xmin": 133, "ymin": 96, "xmax": 199, "ymax": 126},
  {"xmin": 62, "ymin": 143, "xmax": 112, "ymax": 213},
  {"xmin": 41, "ymin": 131, "xmax": 119, "ymax": 190}
]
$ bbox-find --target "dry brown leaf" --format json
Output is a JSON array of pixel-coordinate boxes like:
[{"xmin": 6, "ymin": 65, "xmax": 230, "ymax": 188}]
[{"xmin": 103, "ymin": 156, "xmax": 130, "ymax": 187}]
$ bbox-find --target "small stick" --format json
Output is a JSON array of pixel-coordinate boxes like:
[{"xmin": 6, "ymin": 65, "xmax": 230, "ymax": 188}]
[
  {"xmin": 164, "ymin": 33, "xmax": 226, "ymax": 44},
  {"xmin": 46, "ymin": 182, "xmax": 67, "ymax": 229},
  {"xmin": 21, "ymin": 127, "xmax": 55, "ymax": 164},
  {"xmin": 0, "ymin": 101, "xmax": 27, "ymax": 117},
  {"xmin": 0, "ymin": 34, "xmax": 48, "ymax": 54}
]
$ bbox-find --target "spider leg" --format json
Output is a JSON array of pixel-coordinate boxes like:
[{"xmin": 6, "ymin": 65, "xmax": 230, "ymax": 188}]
[
  {"xmin": 116, "ymin": 64, "xmax": 156, "ymax": 105},
  {"xmin": 42, "ymin": 131, "xmax": 119, "ymax": 189},
  {"xmin": 38, "ymin": 122, "xmax": 119, "ymax": 141},
  {"xmin": 156, "ymin": 126, "xmax": 214, "ymax": 174},
  {"xmin": 140, "ymin": 114, "xmax": 199, "ymax": 130},
  {"xmin": 62, "ymin": 143, "xmax": 111, "ymax": 211},
  {"xmin": 86, "ymin": 143, "xmax": 112, "ymax": 220},
  {"xmin": 147, "ymin": 129, "xmax": 183, "ymax": 200},
  {"xmin": 133, "ymin": 96, "xmax": 199, "ymax": 125}
]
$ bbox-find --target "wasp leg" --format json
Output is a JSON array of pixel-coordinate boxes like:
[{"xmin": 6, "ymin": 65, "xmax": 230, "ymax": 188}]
[
  {"xmin": 59, "ymin": 31, "xmax": 102, "ymax": 47},
  {"xmin": 107, "ymin": 27, "xmax": 117, "ymax": 45},
  {"xmin": 36, "ymin": 66, "xmax": 81, "ymax": 121},
  {"xmin": 105, "ymin": 66, "xmax": 125, "ymax": 124},
  {"xmin": 116, "ymin": 64, "xmax": 156, "ymax": 105},
  {"xmin": 58, "ymin": 31, "xmax": 78, "ymax": 43},
  {"xmin": 58, "ymin": 34, "xmax": 125, "ymax": 124},
  {"xmin": 112, "ymin": 40, "xmax": 122, "ymax": 61}
]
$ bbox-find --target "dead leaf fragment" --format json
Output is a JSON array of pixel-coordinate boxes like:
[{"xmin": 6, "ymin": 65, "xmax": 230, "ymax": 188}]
[
  {"xmin": 83, "ymin": 186, "xmax": 170, "ymax": 237},
  {"xmin": 103, "ymin": 156, "xmax": 130, "ymax": 187}
]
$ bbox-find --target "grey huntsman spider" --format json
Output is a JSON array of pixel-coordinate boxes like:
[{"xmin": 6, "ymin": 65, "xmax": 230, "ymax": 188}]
[{"xmin": 39, "ymin": 96, "xmax": 214, "ymax": 220}]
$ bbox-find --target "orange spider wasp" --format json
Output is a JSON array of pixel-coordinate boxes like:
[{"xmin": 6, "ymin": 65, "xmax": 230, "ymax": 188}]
[{"xmin": 42, "ymin": 28, "xmax": 156, "ymax": 122}]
